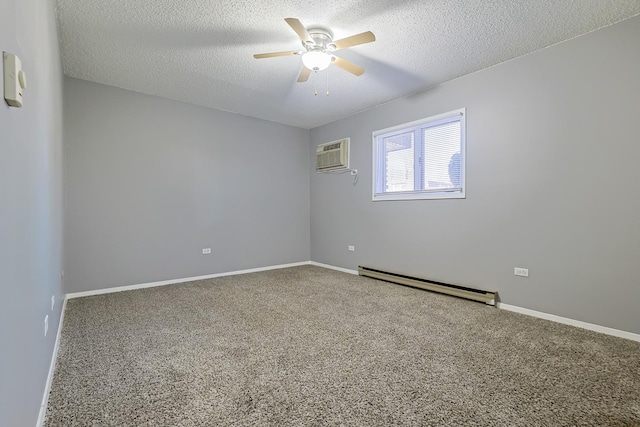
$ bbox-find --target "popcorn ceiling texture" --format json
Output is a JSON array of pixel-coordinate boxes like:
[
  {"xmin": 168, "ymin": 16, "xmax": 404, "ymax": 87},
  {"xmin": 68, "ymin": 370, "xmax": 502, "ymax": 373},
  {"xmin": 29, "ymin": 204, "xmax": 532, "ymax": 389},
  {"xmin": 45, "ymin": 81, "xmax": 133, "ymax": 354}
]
[
  {"xmin": 45, "ymin": 266, "xmax": 640, "ymax": 426},
  {"xmin": 55, "ymin": 0, "xmax": 640, "ymax": 128}
]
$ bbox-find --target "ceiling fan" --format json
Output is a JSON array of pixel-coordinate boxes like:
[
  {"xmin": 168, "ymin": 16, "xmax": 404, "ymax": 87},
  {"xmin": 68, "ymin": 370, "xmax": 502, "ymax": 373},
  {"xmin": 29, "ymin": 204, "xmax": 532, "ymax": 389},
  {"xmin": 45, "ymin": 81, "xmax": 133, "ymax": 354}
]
[{"xmin": 254, "ymin": 18, "xmax": 375, "ymax": 82}]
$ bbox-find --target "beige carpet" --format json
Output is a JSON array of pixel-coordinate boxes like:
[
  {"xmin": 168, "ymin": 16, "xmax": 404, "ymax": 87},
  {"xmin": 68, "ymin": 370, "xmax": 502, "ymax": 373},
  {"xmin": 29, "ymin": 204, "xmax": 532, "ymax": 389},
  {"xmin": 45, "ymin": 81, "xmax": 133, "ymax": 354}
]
[{"xmin": 45, "ymin": 265, "xmax": 640, "ymax": 426}]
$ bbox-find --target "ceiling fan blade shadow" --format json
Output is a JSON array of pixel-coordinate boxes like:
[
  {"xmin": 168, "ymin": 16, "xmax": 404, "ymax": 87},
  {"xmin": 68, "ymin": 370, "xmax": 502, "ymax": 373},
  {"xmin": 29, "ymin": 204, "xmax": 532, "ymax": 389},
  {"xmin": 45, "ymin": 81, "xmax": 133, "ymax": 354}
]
[
  {"xmin": 297, "ymin": 67, "xmax": 312, "ymax": 82},
  {"xmin": 337, "ymin": 51, "xmax": 427, "ymax": 91},
  {"xmin": 332, "ymin": 56, "xmax": 365, "ymax": 76},
  {"xmin": 331, "ymin": 0, "xmax": 422, "ymax": 24},
  {"xmin": 332, "ymin": 31, "xmax": 376, "ymax": 50},
  {"xmin": 103, "ymin": 23, "xmax": 283, "ymax": 49},
  {"xmin": 254, "ymin": 51, "xmax": 299, "ymax": 59},
  {"xmin": 285, "ymin": 18, "xmax": 313, "ymax": 44}
]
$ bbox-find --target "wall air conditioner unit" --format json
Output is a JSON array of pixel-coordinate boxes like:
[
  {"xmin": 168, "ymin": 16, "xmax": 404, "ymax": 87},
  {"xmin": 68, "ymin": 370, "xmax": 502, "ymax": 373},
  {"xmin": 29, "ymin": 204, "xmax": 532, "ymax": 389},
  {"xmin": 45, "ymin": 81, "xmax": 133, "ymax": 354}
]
[{"xmin": 316, "ymin": 138, "xmax": 350, "ymax": 172}]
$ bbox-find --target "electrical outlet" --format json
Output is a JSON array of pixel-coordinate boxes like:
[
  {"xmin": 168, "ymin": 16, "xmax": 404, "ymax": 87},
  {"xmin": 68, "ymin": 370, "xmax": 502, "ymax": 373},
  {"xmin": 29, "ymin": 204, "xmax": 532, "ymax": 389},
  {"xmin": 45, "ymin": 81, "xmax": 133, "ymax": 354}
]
[
  {"xmin": 348, "ymin": 245, "xmax": 355, "ymax": 252},
  {"xmin": 51, "ymin": 295, "xmax": 55, "ymax": 311},
  {"xmin": 44, "ymin": 315, "xmax": 48, "ymax": 337},
  {"xmin": 202, "ymin": 248, "xmax": 211, "ymax": 255},
  {"xmin": 514, "ymin": 267, "xmax": 529, "ymax": 277},
  {"xmin": 61, "ymin": 269, "xmax": 64, "ymax": 279}
]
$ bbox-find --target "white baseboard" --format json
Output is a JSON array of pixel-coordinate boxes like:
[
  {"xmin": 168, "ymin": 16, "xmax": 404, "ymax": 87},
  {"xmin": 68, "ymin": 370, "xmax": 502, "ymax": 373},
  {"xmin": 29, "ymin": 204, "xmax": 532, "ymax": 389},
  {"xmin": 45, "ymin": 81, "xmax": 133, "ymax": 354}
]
[
  {"xmin": 61, "ymin": 263, "xmax": 639, "ymax": 348},
  {"xmin": 37, "ymin": 297, "xmax": 67, "ymax": 427},
  {"xmin": 65, "ymin": 261, "xmax": 311, "ymax": 299},
  {"xmin": 309, "ymin": 261, "xmax": 358, "ymax": 275},
  {"xmin": 498, "ymin": 303, "xmax": 640, "ymax": 342}
]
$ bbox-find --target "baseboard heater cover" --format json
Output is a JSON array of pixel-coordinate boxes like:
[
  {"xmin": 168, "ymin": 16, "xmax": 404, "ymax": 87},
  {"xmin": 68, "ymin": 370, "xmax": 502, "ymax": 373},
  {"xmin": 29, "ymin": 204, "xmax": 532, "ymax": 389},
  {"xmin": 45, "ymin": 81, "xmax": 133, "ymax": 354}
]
[{"xmin": 358, "ymin": 266, "xmax": 496, "ymax": 305}]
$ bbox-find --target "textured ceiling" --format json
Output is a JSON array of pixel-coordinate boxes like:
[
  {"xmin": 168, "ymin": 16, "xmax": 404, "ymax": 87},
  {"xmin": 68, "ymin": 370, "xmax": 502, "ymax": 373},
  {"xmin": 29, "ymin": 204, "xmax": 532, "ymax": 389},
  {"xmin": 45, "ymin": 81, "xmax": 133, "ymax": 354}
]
[{"xmin": 56, "ymin": 0, "xmax": 640, "ymax": 129}]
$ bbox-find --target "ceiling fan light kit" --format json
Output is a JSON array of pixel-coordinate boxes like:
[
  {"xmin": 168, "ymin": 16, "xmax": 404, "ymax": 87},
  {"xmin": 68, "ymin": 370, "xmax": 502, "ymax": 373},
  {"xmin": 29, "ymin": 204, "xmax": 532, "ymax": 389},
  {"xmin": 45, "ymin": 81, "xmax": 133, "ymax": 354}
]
[
  {"xmin": 302, "ymin": 51, "xmax": 332, "ymax": 71},
  {"xmin": 253, "ymin": 18, "xmax": 375, "ymax": 85}
]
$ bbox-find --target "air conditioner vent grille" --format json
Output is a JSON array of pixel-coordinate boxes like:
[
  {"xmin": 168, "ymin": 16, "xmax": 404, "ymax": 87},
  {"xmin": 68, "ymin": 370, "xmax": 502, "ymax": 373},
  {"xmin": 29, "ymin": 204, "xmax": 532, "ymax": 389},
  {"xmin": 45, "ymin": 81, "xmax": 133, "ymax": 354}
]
[{"xmin": 316, "ymin": 138, "xmax": 349, "ymax": 171}]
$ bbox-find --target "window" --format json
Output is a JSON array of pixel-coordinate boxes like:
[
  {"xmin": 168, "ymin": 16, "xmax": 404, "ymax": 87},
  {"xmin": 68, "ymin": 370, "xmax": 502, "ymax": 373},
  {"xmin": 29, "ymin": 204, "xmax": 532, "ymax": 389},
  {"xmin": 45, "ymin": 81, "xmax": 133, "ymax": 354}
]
[{"xmin": 372, "ymin": 108, "xmax": 465, "ymax": 201}]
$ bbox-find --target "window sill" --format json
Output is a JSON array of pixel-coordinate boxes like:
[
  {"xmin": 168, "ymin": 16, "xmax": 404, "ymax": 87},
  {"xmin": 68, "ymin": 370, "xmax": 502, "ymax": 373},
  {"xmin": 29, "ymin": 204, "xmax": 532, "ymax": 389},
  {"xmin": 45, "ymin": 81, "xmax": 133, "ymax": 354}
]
[{"xmin": 372, "ymin": 191, "xmax": 465, "ymax": 201}]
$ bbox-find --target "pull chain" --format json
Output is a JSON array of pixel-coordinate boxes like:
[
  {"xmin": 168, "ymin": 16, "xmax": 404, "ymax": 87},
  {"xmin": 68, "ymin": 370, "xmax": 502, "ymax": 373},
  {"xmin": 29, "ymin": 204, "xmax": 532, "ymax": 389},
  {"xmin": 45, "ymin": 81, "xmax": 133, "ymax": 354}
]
[
  {"xmin": 326, "ymin": 66, "xmax": 329, "ymax": 96},
  {"xmin": 312, "ymin": 68, "xmax": 330, "ymax": 96},
  {"xmin": 314, "ymin": 70, "xmax": 318, "ymax": 96}
]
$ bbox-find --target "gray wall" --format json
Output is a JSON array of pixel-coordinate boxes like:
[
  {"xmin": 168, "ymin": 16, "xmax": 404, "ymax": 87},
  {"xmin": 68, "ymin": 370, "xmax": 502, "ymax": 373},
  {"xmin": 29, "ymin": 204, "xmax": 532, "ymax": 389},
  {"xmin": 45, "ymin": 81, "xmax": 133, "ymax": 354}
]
[
  {"xmin": 0, "ymin": 0, "xmax": 65, "ymax": 425},
  {"xmin": 64, "ymin": 78, "xmax": 310, "ymax": 293},
  {"xmin": 310, "ymin": 16, "xmax": 640, "ymax": 335}
]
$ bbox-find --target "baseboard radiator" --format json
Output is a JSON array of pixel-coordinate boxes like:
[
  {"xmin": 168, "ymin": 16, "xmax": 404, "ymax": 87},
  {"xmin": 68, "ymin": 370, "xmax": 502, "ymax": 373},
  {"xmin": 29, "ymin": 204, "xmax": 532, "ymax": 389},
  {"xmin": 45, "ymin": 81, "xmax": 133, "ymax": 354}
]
[{"xmin": 358, "ymin": 266, "xmax": 496, "ymax": 306}]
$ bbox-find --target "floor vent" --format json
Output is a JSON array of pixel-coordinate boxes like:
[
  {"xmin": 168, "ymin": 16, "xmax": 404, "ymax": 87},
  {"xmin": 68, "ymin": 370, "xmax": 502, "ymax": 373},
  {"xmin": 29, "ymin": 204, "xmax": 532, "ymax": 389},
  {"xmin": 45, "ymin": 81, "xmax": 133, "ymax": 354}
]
[{"xmin": 358, "ymin": 266, "xmax": 496, "ymax": 305}]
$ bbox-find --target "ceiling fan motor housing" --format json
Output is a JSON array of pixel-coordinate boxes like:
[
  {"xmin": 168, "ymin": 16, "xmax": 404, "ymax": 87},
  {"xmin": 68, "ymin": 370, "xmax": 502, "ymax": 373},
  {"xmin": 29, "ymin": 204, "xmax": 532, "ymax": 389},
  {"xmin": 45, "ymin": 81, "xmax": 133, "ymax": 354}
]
[{"xmin": 304, "ymin": 27, "xmax": 336, "ymax": 52}]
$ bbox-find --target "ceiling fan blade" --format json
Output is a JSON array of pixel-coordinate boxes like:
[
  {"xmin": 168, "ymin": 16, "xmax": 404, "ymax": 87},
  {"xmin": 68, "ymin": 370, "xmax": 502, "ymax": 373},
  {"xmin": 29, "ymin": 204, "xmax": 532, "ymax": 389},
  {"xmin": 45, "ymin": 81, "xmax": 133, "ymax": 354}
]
[
  {"xmin": 331, "ymin": 31, "xmax": 376, "ymax": 50},
  {"xmin": 253, "ymin": 51, "xmax": 299, "ymax": 59},
  {"xmin": 332, "ymin": 56, "xmax": 365, "ymax": 76},
  {"xmin": 297, "ymin": 67, "xmax": 312, "ymax": 82},
  {"xmin": 285, "ymin": 18, "xmax": 313, "ymax": 44}
]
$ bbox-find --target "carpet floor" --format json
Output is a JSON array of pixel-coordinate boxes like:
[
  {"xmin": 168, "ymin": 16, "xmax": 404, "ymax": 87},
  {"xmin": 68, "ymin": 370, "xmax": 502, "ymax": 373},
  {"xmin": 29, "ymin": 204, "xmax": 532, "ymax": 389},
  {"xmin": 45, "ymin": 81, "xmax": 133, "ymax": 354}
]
[{"xmin": 45, "ymin": 265, "xmax": 640, "ymax": 426}]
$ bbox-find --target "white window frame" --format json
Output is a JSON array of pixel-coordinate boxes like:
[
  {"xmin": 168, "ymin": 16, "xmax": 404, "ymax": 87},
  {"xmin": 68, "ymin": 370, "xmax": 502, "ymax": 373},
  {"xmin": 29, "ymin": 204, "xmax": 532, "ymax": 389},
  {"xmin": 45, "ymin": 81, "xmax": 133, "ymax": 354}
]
[{"xmin": 372, "ymin": 108, "xmax": 466, "ymax": 201}]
